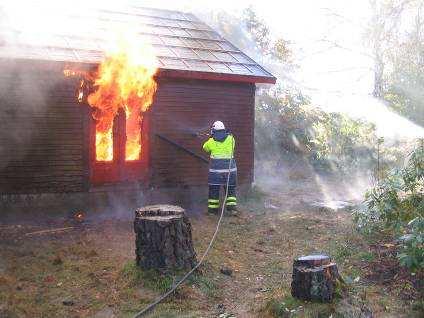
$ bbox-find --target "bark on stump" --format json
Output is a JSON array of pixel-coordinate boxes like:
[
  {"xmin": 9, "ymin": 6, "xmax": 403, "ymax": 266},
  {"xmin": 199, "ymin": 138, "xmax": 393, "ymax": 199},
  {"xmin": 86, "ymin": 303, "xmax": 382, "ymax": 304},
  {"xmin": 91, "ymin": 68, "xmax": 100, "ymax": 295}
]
[
  {"xmin": 291, "ymin": 254, "xmax": 340, "ymax": 302},
  {"xmin": 134, "ymin": 205, "xmax": 197, "ymax": 271}
]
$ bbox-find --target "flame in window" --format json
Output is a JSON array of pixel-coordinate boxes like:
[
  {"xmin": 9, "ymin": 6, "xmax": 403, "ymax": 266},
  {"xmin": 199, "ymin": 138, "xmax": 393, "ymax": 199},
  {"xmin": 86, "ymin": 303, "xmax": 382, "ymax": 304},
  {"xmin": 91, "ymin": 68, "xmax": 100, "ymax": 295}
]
[
  {"xmin": 88, "ymin": 35, "xmax": 158, "ymax": 161},
  {"xmin": 64, "ymin": 34, "xmax": 158, "ymax": 162}
]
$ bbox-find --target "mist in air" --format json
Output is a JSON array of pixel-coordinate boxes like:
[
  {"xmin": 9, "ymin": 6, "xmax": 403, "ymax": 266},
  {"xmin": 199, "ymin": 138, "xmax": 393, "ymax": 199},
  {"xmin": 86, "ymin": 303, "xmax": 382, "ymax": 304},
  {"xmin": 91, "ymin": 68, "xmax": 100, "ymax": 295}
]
[
  {"xmin": 2, "ymin": 0, "xmax": 423, "ymax": 138},
  {"xmin": 1, "ymin": 0, "xmax": 423, "ymax": 211}
]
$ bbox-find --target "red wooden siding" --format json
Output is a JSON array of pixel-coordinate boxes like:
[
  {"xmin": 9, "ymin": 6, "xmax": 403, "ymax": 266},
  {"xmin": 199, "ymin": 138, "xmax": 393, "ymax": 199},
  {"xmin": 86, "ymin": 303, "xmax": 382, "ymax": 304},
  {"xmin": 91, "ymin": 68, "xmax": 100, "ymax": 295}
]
[
  {"xmin": 0, "ymin": 64, "xmax": 256, "ymax": 195},
  {"xmin": 149, "ymin": 78, "xmax": 255, "ymax": 187},
  {"xmin": 0, "ymin": 66, "xmax": 88, "ymax": 194}
]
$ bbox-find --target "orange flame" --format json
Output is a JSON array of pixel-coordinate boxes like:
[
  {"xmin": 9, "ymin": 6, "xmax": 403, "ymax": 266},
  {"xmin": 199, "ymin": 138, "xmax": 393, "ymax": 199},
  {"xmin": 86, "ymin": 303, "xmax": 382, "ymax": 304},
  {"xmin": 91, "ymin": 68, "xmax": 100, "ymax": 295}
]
[
  {"xmin": 63, "ymin": 69, "xmax": 77, "ymax": 77},
  {"xmin": 73, "ymin": 211, "xmax": 85, "ymax": 222},
  {"xmin": 64, "ymin": 36, "xmax": 158, "ymax": 162},
  {"xmin": 88, "ymin": 36, "xmax": 158, "ymax": 161}
]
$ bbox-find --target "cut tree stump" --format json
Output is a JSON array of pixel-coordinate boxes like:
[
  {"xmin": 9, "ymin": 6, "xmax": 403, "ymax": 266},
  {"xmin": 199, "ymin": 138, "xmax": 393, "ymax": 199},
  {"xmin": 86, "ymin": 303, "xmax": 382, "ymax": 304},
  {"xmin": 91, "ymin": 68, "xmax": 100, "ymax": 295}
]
[
  {"xmin": 134, "ymin": 205, "xmax": 197, "ymax": 271},
  {"xmin": 291, "ymin": 254, "xmax": 340, "ymax": 302}
]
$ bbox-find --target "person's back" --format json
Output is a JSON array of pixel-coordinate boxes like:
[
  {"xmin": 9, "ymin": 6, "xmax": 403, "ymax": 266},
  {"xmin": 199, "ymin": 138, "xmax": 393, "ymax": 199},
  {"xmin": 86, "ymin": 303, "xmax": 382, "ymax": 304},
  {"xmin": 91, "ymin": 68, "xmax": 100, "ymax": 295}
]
[{"xmin": 202, "ymin": 121, "xmax": 237, "ymax": 215}]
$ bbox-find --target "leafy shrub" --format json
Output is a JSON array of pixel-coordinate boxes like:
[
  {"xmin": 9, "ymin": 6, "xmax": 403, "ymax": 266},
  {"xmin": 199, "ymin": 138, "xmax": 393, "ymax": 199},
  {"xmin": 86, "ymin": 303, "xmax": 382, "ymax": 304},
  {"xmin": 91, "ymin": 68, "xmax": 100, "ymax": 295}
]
[
  {"xmin": 354, "ymin": 141, "xmax": 424, "ymax": 271},
  {"xmin": 254, "ymin": 85, "xmax": 382, "ymax": 174},
  {"xmin": 310, "ymin": 112, "xmax": 377, "ymax": 172},
  {"xmin": 398, "ymin": 217, "xmax": 424, "ymax": 271}
]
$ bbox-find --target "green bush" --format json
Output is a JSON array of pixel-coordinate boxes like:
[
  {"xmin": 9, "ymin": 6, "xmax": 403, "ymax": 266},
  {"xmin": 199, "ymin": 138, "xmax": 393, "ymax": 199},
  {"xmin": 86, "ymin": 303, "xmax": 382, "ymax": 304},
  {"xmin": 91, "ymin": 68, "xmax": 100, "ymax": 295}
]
[
  {"xmin": 398, "ymin": 217, "xmax": 424, "ymax": 271},
  {"xmin": 309, "ymin": 112, "xmax": 377, "ymax": 172},
  {"xmin": 255, "ymin": 86, "xmax": 382, "ymax": 174},
  {"xmin": 354, "ymin": 141, "xmax": 424, "ymax": 271}
]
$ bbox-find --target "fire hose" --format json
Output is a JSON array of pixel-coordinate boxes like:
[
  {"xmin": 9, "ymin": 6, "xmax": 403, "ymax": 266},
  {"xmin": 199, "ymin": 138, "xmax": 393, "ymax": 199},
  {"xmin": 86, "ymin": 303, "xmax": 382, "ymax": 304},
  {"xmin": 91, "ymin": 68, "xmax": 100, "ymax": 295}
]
[{"xmin": 133, "ymin": 136, "xmax": 235, "ymax": 317}]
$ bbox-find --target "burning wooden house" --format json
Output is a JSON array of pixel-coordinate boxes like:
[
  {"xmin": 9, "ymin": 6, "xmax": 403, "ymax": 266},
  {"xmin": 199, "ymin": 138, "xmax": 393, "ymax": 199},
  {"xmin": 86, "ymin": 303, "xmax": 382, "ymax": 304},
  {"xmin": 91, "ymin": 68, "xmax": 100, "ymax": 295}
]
[{"xmin": 0, "ymin": 6, "xmax": 275, "ymax": 203}]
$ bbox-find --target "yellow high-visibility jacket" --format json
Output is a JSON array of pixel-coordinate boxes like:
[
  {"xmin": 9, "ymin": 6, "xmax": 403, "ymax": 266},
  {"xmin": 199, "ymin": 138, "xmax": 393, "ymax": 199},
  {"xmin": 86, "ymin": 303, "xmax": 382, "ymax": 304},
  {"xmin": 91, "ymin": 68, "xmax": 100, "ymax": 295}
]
[{"xmin": 202, "ymin": 135, "xmax": 235, "ymax": 159}]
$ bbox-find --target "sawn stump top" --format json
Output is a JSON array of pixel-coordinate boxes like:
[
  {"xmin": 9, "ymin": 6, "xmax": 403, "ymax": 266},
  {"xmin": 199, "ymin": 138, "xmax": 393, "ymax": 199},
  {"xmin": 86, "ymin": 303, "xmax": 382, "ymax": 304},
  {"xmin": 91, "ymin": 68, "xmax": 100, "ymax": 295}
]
[
  {"xmin": 294, "ymin": 254, "xmax": 331, "ymax": 268},
  {"xmin": 135, "ymin": 204, "xmax": 185, "ymax": 221}
]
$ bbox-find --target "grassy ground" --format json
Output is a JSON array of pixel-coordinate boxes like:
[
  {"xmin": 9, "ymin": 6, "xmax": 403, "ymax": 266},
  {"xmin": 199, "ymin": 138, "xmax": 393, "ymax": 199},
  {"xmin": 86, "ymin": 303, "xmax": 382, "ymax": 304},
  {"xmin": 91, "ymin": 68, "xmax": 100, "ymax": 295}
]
[{"xmin": 0, "ymin": 176, "xmax": 422, "ymax": 317}]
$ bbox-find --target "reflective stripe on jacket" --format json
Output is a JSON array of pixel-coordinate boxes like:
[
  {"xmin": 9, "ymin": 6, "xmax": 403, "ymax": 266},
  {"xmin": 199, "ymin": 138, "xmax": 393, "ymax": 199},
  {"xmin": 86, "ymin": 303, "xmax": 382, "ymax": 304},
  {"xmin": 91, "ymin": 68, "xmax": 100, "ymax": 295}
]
[{"xmin": 208, "ymin": 159, "xmax": 237, "ymax": 186}]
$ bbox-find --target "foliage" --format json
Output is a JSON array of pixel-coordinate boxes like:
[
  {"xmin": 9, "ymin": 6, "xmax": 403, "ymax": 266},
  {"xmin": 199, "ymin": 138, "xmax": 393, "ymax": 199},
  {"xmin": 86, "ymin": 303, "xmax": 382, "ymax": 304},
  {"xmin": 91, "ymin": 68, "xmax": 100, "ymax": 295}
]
[
  {"xmin": 243, "ymin": 6, "xmax": 271, "ymax": 55},
  {"xmin": 367, "ymin": 0, "xmax": 424, "ymax": 125},
  {"xmin": 120, "ymin": 262, "xmax": 219, "ymax": 298},
  {"xmin": 398, "ymin": 217, "xmax": 424, "ymax": 270},
  {"xmin": 204, "ymin": 5, "xmax": 295, "ymax": 79},
  {"xmin": 383, "ymin": 22, "xmax": 424, "ymax": 126},
  {"xmin": 310, "ymin": 113, "xmax": 377, "ymax": 172},
  {"xmin": 255, "ymin": 85, "xmax": 380, "ymax": 173},
  {"xmin": 354, "ymin": 140, "xmax": 424, "ymax": 271},
  {"xmin": 243, "ymin": 6, "xmax": 293, "ymax": 63},
  {"xmin": 254, "ymin": 87, "xmax": 311, "ymax": 161},
  {"xmin": 265, "ymin": 295, "xmax": 303, "ymax": 317},
  {"xmin": 120, "ymin": 261, "xmax": 174, "ymax": 292},
  {"xmin": 187, "ymin": 273, "xmax": 218, "ymax": 298}
]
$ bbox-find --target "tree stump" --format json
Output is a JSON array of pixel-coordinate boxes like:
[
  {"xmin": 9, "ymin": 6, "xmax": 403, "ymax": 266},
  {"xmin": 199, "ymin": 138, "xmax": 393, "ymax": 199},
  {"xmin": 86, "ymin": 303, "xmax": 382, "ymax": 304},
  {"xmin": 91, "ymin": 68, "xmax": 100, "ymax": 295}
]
[
  {"xmin": 291, "ymin": 254, "xmax": 340, "ymax": 302},
  {"xmin": 134, "ymin": 205, "xmax": 197, "ymax": 271}
]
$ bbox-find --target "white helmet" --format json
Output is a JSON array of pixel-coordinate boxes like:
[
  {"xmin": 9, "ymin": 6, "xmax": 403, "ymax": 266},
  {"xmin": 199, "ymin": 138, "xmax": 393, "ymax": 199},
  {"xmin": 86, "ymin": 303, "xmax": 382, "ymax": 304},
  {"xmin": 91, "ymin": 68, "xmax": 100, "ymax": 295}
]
[{"xmin": 212, "ymin": 121, "xmax": 225, "ymax": 131}]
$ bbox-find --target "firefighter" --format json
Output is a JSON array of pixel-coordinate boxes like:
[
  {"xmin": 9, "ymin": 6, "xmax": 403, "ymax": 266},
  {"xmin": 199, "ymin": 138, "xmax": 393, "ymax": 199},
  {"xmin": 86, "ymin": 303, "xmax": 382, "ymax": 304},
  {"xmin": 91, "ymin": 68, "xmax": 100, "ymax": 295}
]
[{"xmin": 202, "ymin": 121, "xmax": 237, "ymax": 215}]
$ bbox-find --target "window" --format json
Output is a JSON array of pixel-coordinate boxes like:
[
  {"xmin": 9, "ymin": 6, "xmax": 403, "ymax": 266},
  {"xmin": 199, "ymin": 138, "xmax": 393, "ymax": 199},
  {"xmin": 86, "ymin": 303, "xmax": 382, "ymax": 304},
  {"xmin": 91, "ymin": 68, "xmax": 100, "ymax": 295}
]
[{"xmin": 90, "ymin": 109, "xmax": 148, "ymax": 185}]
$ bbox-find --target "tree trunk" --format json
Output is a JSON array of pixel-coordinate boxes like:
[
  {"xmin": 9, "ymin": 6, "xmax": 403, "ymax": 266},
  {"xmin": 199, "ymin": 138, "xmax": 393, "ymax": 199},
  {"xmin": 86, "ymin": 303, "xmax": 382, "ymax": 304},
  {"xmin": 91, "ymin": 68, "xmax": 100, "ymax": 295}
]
[
  {"xmin": 291, "ymin": 254, "xmax": 340, "ymax": 302},
  {"xmin": 134, "ymin": 204, "xmax": 197, "ymax": 271}
]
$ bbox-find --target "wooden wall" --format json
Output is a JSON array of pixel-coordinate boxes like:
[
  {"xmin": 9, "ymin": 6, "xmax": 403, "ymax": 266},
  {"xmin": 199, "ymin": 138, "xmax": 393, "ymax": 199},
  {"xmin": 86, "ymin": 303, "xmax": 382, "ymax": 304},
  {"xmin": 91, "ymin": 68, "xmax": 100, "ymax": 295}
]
[
  {"xmin": 149, "ymin": 78, "xmax": 255, "ymax": 187},
  {"xmin": 0, "ymin": 63, "xmax": 256, "ymax": 195},
  {"xmin": 0, "ymin": 63, "xmax": 89, "ymax": 194}
]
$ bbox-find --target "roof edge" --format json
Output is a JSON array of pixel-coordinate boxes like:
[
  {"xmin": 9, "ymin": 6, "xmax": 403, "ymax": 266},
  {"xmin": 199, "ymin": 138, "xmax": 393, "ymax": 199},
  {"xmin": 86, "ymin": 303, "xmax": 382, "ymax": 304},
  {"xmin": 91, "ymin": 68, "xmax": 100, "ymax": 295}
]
[
  {"xmin": 0, "ymin": 58, "xmax": 277, "ymax": 84},
  {"xmin": 157, "ymin": 68, "xmax": 277, "ymax": 84}
]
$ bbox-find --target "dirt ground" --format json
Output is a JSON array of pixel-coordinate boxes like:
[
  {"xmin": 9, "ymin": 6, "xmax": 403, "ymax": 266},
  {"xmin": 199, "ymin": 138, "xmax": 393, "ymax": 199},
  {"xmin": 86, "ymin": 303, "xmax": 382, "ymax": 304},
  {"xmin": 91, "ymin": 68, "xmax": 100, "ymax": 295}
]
[{"xmin": 0, "ymin": 168, "xmax": 422, "ymax": 318}]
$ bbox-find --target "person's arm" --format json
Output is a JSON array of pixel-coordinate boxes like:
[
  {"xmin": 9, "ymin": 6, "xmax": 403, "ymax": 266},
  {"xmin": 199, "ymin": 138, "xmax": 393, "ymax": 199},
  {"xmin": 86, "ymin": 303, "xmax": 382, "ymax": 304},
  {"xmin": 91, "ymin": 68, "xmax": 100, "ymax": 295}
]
[
  {"xmin": 229, "ymin": 134, "xmax": 236, "ymax": 157},
  {"xmin": 231, "ymin": 135, "xmax": 236, "ymax": 150},
  {"xmin": 202, "ymin": 138, "xmax": 212, "ymax": 154}
]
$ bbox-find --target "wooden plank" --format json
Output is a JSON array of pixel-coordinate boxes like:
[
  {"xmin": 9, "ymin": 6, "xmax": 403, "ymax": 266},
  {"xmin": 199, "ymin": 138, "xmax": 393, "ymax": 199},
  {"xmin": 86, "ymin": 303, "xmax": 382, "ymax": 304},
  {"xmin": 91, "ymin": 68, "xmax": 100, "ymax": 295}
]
[
  {"xmin": 155, "ymin": 133, "xmax": 209, "ymax": 163},
  {"xmin": 0, "ymin": 172, "xmax": 84, "ymax": 179},
  {"xmin": 0, "ymin": 185, "xmax": 84, "ymax": 194},
  {"xmin": 1, "ymin": 163, "xmax": 83, "ymax": 170},
  {"xmin": 81, "ymin": 106, "xmax": 90, "ymax": 191},
  {"xmin": 149, "ymin": 78, "xmax": 255, "ymax": 187},
  {"xmin": 0, "ymin": 67, "xmax": 87, "ymax": 194}
]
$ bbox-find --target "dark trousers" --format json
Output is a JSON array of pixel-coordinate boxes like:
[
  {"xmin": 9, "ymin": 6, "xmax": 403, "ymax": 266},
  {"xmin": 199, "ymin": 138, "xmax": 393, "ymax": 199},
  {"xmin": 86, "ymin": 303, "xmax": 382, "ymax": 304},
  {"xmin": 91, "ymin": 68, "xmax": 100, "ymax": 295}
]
[{"xmin": 208, "ymin": 185, "xmax": 237, "ymax": 213}]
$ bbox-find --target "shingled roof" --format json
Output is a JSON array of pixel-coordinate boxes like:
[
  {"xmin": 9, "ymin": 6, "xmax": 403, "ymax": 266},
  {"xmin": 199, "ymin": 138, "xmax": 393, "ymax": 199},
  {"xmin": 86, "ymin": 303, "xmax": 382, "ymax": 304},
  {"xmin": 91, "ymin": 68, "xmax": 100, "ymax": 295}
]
[{"xmin": 0, "ymin": 6, "xmax": 276, "ymax": 84}]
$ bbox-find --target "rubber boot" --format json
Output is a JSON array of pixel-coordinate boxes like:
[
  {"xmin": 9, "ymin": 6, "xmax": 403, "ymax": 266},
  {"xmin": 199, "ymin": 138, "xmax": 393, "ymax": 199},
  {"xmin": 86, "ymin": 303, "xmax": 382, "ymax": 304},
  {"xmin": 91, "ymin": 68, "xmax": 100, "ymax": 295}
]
[
  {"xmin": 225, "ymin": 205, "xmax": 239, "ymax": 216},
  {"xmin": 208, "ymin": 208, "xmax": 219, "ymax": 215}
]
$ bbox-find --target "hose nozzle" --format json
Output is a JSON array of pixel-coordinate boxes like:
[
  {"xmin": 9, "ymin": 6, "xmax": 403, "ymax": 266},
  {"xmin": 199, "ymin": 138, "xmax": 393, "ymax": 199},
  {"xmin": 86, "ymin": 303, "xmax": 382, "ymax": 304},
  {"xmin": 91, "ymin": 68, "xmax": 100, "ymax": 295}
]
[
  {"xmin": 196, "ymin": 131, "xmax": 210, "ymax": 137},
  {"xmin": 189, "ymin": 129, "xmax": 210, "ymax": 138}
]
